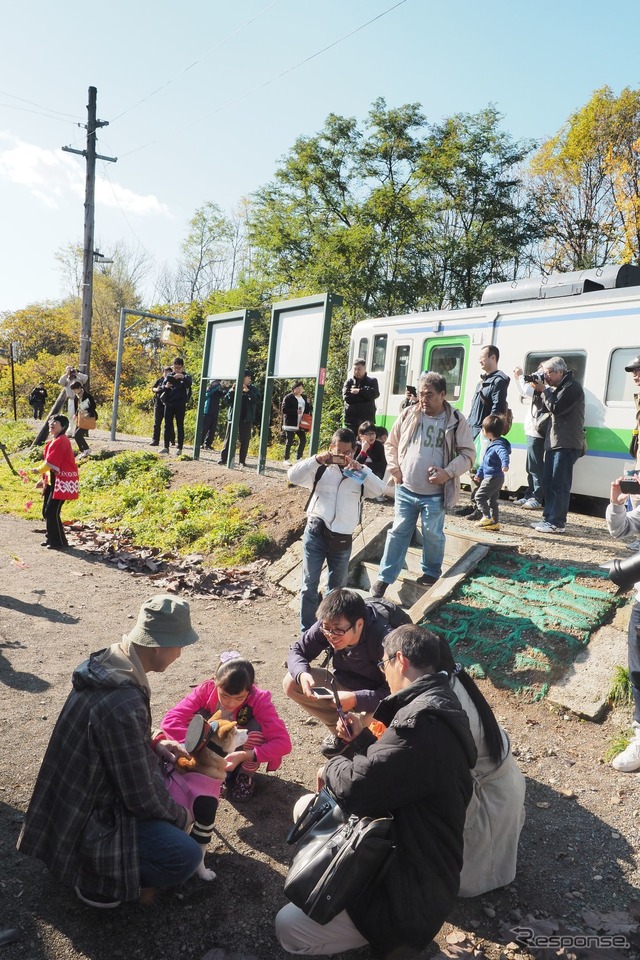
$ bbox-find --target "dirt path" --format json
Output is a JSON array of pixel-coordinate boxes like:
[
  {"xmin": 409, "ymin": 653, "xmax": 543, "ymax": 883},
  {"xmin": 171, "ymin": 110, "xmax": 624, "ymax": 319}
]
[{"xmin": 0, "ymin": 451, "xmax": 639, "ymax": 959}]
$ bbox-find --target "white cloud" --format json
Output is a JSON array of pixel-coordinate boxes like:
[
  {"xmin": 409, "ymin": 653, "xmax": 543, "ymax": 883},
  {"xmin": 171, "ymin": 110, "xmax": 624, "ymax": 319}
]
[{"xmin": 0, "ymin": 131, "xmax": 170, "ymax": 217}]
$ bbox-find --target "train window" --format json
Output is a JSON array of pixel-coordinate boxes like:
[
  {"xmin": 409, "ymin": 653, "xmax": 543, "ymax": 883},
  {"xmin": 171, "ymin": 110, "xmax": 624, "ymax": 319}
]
[
  {"xmin": 371, "ymin": 334, "xmax": 388, "ymax": 372},
  {"xmin": 606, "ymin": 348, "xmax": 640, "ymax": 403},
  {"xmin": 392, "ymin": 345, "xmax": 411, "ymax": 394},
  {"xmin": 525, "ymin": 351, "xmax": 587, "ymax": 386},
  {"xmin": 427, "ymin": 345, "xmax": 465, "ymax": 400},
  {"xmin": 357, "ymin": 338, "xmax": 369, "ymax": 364}
]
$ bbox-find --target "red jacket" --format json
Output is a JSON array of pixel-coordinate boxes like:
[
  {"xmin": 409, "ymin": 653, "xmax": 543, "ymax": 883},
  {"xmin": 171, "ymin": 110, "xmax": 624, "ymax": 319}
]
[{"xmin": 44, "ymin": 434, "xmax": 79, "ymax": 501}]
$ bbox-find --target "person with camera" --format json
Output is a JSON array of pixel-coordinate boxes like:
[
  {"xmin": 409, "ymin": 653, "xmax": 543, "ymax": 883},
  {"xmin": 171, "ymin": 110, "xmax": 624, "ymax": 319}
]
[
  {"xmin": 529, "ymin": 356, "xmax": 585, "ymax": 535},
  {"xmin": 161, "ymin": 358, "xmax": 192, "ymax": 456},
  {"xmin": 276, "ymin": 624, "xmax": 477, "ymax": 957},
  {"xmin": 71, "ymin": 380, "xmax": 98, "ymax": 460},
  {"xmin": 28, "ymin": 382, "xmax": 48, "ymax": 420},
  {"xmin": 512, "ymin": 364, "xmax": 547, "ymax": 511},
  {"xmin": 287, "ymin": 429, "xmax": 389, "ymax": 633},
  {"xmin": 58, "ymin": 365, "xmax": 88, "ymax": 426},
  {"xmin": 150, "ymin": 366, "xmax": 174, "ymax": 447},
  {"xmin": 606, "ymin": 476, "xmax": 640, "ymax": 771},
  {"xmin": 283, "ymin": 588, "xmax": 409, "ymax": 757},
  {"xmin": 218, "ymin": 371, "xmax": 261, "ymax": 467}
]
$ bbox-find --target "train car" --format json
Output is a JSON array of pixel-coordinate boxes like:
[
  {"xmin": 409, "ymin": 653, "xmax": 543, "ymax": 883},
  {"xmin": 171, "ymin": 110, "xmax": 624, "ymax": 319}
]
[{"xmin": 348, "ymin": 265, "xmax": 640, "ymax": 500}]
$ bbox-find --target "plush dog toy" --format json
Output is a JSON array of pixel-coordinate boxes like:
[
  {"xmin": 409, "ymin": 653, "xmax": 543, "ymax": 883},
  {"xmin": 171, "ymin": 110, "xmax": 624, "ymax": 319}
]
[{"xmin": 165, "ymin": 711, "xmax": 248, "ymax": 880}]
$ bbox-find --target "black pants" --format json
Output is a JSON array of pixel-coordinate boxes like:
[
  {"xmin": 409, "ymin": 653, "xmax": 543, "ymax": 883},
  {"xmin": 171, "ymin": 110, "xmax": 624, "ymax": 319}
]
[
  {"xmin": 220, "ymin": 421, "xmax": 252, "ymax": 465},
  {"xmin": 32, "ymin": 404, "xmax": 44, "ymax": 419},
  {"xmin": 284, "ymin": 429, "xmax": 307, "ymax": 460},
  {"xmin": 74, "ymin": 428, "xmax": 90, "ymax": 453},
  {"xmin": 164, "ymin": 402, "xmax": 186, "ymax": 450},
  {"xmin": 44, "ymin": 496, "xmax": 68, "ymax": 547},
  {"xmin": 152, "ymin": 403, "xmax": 174, "ymax": 445},
  {"xmin": 201, "ymin": 410, "xmax": 220, "ymax": 449}
]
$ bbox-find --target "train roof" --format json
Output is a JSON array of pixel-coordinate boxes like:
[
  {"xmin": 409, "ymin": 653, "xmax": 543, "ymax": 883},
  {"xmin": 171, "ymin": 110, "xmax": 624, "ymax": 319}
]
[{"xmin": 352, "ymin": 265, "xmax": 640, "ymax": 331}]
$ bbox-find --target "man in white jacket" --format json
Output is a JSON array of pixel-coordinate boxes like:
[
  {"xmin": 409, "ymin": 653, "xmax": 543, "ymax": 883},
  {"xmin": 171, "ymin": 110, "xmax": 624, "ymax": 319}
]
[{"xmin": 288, "ymin": 428, "xmax": 388, "ymax": 632}]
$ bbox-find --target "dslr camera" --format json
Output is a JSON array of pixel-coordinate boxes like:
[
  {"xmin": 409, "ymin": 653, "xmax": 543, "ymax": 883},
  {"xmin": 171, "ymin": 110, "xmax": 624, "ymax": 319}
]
[
  {"xmin": 607, "ymin": 550, "xmax": 640, "ymax": 591},
  {"xmin": 523, "ymin": 372, "xmax": 545, "ymax": 384}
]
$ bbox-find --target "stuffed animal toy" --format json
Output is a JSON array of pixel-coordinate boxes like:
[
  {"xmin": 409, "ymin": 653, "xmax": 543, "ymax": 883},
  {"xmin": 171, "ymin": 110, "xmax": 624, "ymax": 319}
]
[{"xmin": 165, "ymin": 711, "xmax": 248, "ymax": 880}]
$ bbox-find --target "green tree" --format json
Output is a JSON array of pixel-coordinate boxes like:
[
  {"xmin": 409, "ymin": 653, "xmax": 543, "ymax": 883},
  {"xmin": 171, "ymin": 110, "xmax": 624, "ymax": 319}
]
[
  {"xmin": 419, "ymin": 107, "xmax": 537, "ymax": 307},
  {"xmin": 528, "ymin": 86, "xmax": 640, "ymax": 271}
]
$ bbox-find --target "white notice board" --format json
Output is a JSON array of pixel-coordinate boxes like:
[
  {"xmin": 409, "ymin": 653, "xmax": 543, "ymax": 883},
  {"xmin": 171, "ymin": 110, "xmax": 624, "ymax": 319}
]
[
  {"xmin": 206, "ymin": 319, "xmax": 245, "ymax": 379},
  {"xmin": 273, "ymin": 305, "xmax": 325, "ymax": 378}
]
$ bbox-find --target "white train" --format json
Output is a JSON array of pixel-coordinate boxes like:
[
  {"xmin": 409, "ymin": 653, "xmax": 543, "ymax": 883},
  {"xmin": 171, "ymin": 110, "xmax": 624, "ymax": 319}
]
[{"xmin": 348, "ymin": 265, "xmax": 640, "ymax": 500}]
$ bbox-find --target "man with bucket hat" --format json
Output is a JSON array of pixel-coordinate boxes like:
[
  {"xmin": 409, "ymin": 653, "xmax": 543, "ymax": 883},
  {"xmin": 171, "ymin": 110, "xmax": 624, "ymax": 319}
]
[{"xmin": 17, "ymin": 596, "xmax": 225, "ymax": 908}]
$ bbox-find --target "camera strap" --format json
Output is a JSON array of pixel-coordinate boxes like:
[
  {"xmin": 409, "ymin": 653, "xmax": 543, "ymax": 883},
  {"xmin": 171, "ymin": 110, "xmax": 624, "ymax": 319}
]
[{"xmin": 304, "ymin": 464, "xmax": 328, "ymax": 512}]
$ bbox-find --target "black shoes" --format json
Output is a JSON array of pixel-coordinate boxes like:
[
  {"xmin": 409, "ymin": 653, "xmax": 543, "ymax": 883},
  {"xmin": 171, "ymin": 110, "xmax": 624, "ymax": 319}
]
[
  {"xmin": 320, "ymin": 734, "xmax": 356, "ymax": 759},
  {"xmin": 416, "ymin": 574, "xmax": 437, "ymax": 587},
  {"xmin": 370, "ymin": 580, "xmax": 388, "ymax": 598},
  {"xmin": 453, "ymin": 504, "xmax": 477, "ymax": 517}
]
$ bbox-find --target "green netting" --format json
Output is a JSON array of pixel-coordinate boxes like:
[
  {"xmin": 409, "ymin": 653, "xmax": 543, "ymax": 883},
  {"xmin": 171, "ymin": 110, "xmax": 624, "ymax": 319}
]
[{"xmin": 420, "ymin": 550, "xmax": 623, "ymax": 697}]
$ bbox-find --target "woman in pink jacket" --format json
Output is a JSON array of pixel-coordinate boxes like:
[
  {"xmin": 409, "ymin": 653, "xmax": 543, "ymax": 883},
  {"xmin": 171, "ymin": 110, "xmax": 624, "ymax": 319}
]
[{"xmin": 162, "ymin": 655, "xmax": 292, "ymax": 803}]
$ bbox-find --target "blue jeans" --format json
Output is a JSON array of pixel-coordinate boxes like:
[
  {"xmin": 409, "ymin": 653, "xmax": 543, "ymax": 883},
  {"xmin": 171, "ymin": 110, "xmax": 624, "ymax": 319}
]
[
  {"xmin": 137, "ymin": 819, "xmax": 202, "ymax": 888},
  {"xmin": 378, "ymin": 484, "xmax": 445, "ymax": 583},
  {"xmin": 526, "ymin": 435, "xmax": 545, "ymax": 502},
  {"xmin": 542, "ymin": 448, "xmax": 580, "ymax": 528},
  {"xmin": 300, "ymin": 520, "xmax": 351, "ymax": 631},
  {"xmin": 628, "ymin": 603, "xmax": 640, "ymax": 725}
]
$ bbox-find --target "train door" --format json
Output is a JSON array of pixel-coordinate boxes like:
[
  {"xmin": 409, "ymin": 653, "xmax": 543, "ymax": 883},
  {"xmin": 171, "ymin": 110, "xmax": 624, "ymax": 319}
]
[
  {"xmin": 422, "ymin": 336, "xmax": 470, "ymax": 410},
  {"xmin": 376, "ymin": 338, "xmax": 411, "ymax": 429}
]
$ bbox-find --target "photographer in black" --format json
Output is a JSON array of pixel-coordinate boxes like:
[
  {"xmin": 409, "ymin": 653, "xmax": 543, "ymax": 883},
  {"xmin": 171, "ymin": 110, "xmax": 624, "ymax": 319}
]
[
  {"xmin": 606, "ymin": 474, "xmax": 640, "ymax": 771},
  {"xmin": 161, "ymin": 358, "xmax": 192, "ymax": 457},
  {"xmin": 512, "ymin": 364, "xmax": 547, "ymax": 511}
]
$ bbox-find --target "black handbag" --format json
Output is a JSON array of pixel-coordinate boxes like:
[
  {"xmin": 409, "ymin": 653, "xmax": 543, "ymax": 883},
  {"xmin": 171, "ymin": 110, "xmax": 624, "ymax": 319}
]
[{"xmin": 284, "ymin": 788, "xmax": 394, "ymax": 925}]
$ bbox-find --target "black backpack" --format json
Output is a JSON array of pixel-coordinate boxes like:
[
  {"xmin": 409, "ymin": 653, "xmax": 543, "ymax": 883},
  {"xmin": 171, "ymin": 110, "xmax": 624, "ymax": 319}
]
[{"xmin": 366, "ymin": 597, "xmax": 412, "ymax": 631}]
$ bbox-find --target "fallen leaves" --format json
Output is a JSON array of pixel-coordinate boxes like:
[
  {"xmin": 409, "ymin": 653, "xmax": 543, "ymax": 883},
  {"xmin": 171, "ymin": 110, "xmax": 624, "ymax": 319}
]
[{"xmin": 63, "ymin": 522, "xmax": 270, "ymax": 600}]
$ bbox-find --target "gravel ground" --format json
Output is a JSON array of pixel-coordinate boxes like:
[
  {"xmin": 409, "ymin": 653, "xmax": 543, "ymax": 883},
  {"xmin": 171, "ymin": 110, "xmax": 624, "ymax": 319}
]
[{"xmin": 0, "ymin": 437, "xmax": 638, "ymax": 960}]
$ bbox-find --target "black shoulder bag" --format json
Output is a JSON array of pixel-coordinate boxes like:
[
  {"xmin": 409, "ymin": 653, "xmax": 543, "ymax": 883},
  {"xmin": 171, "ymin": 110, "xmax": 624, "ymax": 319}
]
[{"xmin": 284, "ymin": 787, "xmax": 394, "ymax": 925}]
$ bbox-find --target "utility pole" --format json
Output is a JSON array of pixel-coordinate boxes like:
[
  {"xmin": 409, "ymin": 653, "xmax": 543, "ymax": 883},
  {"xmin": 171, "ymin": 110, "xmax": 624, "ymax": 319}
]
[{"xmin": 62, "ymin": 86, "xmax": 117, "ymax": 381}]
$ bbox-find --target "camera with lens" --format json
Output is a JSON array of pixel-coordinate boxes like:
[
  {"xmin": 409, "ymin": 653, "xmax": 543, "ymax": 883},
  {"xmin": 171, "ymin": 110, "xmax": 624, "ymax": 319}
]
[
  {"xmin": 605, "ymin": 550, "xmax": 640, "ymax": 591},
  {"xmin": 523, "ymin": 372, "xmax": 545, "ymax": 384}
]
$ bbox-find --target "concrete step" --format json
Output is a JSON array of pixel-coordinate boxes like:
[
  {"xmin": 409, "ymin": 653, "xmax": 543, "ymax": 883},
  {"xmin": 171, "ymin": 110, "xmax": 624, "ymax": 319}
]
[{"xmin": 359, "ymin": 561, "xmax": 434, "ymax": 608}]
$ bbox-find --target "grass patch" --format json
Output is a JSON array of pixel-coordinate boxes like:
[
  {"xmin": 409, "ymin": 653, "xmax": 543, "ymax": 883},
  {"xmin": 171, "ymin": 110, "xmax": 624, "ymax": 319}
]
[
  {"xmin": 0, "ymin": 449, "xmax": 272, "ymax": 567},
  {"xmin": 604, "ymin": 728, "xmax": 633, "ymax": 763},
  {"xmin": 0, "ymin": 420, "xmax": 38, "ymax": 454},
  {"xmin": 608, "ymin": 665, "xmax": 634, "ymax": 708}
]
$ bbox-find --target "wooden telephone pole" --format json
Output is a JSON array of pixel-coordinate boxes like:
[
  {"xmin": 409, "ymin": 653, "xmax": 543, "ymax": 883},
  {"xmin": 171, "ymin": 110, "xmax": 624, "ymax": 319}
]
[{"xmin": 62, "ymin": 86, "xmax": 117, "ymax": 380}]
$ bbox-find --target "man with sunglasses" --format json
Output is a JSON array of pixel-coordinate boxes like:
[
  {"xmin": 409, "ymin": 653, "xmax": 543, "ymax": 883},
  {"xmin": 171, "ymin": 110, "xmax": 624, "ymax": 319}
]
[{"xmin": 283, "ymin": 589, "xmax": 409, "ymax": 757}]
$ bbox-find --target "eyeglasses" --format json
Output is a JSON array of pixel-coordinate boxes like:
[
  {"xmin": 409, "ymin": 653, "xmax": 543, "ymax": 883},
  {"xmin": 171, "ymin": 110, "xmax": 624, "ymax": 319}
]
[
  {"xmin": 320, "ymin": 622, "xmax": 354, "ymax": 637},
  {"xmin": 377, "ymin": 652, "xmax": 398, "ymax": 672}
]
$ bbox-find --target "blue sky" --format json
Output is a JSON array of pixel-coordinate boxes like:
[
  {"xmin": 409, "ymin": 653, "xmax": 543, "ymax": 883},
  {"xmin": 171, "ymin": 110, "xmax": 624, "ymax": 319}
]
[{"xmin": 1, "ymin": 0, "xmax": 637, "ymax": 313}]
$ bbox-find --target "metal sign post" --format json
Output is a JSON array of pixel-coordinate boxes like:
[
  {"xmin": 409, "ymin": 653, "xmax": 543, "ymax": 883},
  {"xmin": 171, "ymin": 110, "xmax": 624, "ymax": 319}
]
[
  {"xmin": 193, "ymin": 310, "xmax": 258, "ymax": 465},
  {"xmin": 257, "ymin": 293, "xmax": 342, "ymax": 475}
]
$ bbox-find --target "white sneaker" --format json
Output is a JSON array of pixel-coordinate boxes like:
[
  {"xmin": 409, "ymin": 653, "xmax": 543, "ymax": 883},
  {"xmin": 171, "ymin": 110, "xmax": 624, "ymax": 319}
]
[
  {"xmin": 522, "ymin": 498, "xmax": 543, "ymax": 510},
  {"xmin": 283, "ymin": 460, "xmax": 292, "ymax": 466},
  {"xmin": 611, "ymin": 733, "xmax": 640, "ymax": 772},
  {"xmin": 514, "ymin": 496, "xmax": 528, "ymax": 505},
  {"xmin": 532, "ymin": 521, "xmax": 565, "ymax": 533}
]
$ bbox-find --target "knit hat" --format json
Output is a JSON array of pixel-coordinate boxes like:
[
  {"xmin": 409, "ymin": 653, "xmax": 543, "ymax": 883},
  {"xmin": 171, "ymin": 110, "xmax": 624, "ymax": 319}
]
[{"xmin": 126, "ymin": 595, "xmax": 199, "ymax": 648}]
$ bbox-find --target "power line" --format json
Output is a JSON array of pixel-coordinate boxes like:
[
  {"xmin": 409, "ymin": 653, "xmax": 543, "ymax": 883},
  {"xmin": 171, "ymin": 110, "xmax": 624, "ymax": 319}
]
[
  {"xmin": 110, "ymin": 0, "xmax": 282, "ymax": 123},
  {"xmin": 121, "ymin": 0, "xmax": 408, "ymax": 160},
  {"xmin": 0, "ymin": 90, "xmax": 81, "ymax": 122}
]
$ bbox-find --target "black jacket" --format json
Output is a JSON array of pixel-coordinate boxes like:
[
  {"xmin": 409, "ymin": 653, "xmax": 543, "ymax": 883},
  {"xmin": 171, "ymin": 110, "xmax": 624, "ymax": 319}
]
[
  {"xmin": 468, "ymin": 369, "xmax": 510, "ymax": 437},
  {"xmin": 161, "ymin": 372, "xmax": 192, "ymax": 408},
  {"xmin": 286, "ymin": 602, "xmax": 404, "ymax": 714},
  {"xmin": 223, "ymin": 384, "xmax": 261, "ymax": 424},
  {"xmin": 540, "ymin": 371, "xmax": 585, "ymax": 451},
  {"xmin": 342, "ymin": 373, "xmax": 379, "ymax": 429},
  {"xmin": 324, "ymin": 674, "xmax": 476, "ymax": 957},
  {"xmin": 29, "ymin": 387, "xmax": 47, "ymax": 406},
  {"xmin": 354, "ymin": 439, "xmax": 387, "ymax": 479},
  {"xmin": 281, "ymin": 392, "xmax": 312, "ymax": 429}
]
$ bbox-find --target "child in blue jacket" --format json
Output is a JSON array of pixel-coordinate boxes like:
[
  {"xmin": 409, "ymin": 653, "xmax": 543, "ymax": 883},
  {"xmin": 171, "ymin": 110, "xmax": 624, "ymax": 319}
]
[{"xmin": 473, "ymin": 414, "xmax": 511, "ymax": 531}]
